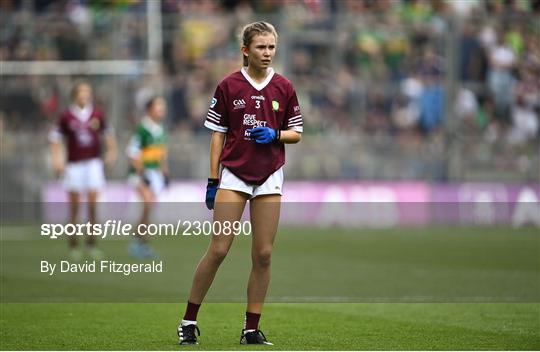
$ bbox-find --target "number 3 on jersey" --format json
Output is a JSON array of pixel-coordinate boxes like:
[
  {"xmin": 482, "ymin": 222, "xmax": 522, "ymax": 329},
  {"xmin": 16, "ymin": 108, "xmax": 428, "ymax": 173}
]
[{"xmin": 255, "ymin": 100, "xmax": 260, "ymax": 109}]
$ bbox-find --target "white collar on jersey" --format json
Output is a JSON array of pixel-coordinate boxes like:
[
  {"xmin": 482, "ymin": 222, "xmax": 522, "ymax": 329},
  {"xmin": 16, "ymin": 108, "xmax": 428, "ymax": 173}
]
[
  {"xmin": 141, "ymin": 116, "xmax": 163, "ymax": 136},
  {"xmin": 69, "ymin": 104, "xmax": 93, "ymax": 122},
  {"xmin": 241, "ymin": 67, "xmax": 275, "ymax": 91}
]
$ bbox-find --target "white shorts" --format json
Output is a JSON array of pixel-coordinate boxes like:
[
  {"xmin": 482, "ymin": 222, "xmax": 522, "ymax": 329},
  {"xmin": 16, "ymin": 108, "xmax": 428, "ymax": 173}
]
[
  {"xmin": 219, "ymin": 167, "xmax": 283, "ymax": 198},
  {"xmin": 64, "ymin": 158, "xmax": 105, "ymax": 193},
  {"xmin": 128, "ymin": 169, "xmax": 166, "ymax": 195}
]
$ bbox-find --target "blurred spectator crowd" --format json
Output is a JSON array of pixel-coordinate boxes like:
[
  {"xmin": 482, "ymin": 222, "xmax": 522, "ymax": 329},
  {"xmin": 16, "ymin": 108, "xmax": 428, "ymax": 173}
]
[{"xmin": 1, "ymin": 0, "xmax": 539, "ymax": 181}]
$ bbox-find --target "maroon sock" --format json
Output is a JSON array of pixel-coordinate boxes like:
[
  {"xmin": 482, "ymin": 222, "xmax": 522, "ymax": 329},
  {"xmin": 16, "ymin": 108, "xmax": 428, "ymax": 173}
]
[
  {"xmin": 245, "ymin": 311, "xmax": 261, "ymax": 330},
  {"xmin": 183, "ymin": 301, "xmax": 201, "ymax": 321}
]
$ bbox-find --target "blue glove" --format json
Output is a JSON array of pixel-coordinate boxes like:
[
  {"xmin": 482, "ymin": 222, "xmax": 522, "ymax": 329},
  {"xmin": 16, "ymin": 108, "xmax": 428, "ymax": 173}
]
[
  {"xmin": 205, "ymin": 178, "xmax": 219, "ymax": 210},
  {"xmin": 248, "ymin": 127, "xmax": 280, "ymax": 144}
]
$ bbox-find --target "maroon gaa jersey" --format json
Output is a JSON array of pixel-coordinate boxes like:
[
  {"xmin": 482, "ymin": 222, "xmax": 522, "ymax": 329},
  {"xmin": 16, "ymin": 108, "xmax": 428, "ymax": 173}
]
[
  {"xmin": 50, "ymin": 105, "xmax": 108, "ymax": 162},
  {"xmin": 204, "ymin": 67, "xmax": 303, "ymax": 185}
]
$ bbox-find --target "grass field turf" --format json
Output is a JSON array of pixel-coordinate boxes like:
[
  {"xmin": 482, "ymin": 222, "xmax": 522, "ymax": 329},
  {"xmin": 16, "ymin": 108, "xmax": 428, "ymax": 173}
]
[
  {"xmin": 1, "ymin": 303, "xmax": 539, "ymax": 350},
  {"xmin": 1, "ymin": 226, "xmax": 539, "ymax": 349}
]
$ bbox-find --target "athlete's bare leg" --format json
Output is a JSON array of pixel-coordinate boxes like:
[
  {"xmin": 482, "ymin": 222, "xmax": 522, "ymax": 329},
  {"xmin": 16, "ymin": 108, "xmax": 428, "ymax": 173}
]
[
  {"xmin": 68, "ymin": 191, "xmax": 80, "ymax": 248},
  {"xmin": 246, "ymin": 194, "xmax": 281, "ymax": 314},
  {"xmin": 136, "ymin": 184, "xmax": 155, "ymax": 243},
  {"xmin": 86, "ymin": 190, "xmax": 99, "ymax": 247},
  {"xmin": 187, "ymin": 189, "xmax": 248, "ymax": 304}
]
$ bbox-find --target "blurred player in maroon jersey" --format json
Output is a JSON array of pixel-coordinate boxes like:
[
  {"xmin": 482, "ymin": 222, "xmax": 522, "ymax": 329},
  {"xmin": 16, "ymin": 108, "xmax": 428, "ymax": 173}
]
[
  {"xmin": 49, "ymin": 82, "xmax": 117, "ymax": 261},
  {"xmin": 177, "ymin": 22, "xmax": 303, "ymax": 346}
]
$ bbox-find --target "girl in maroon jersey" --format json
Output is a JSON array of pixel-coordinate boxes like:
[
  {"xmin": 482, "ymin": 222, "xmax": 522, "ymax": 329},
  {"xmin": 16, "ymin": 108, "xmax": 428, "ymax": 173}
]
[
  {"xmin": 178, "ymin": 21, "xmax": 303, "ymax": 346},
  {"xmin": 49, "ymin": 82, "xmax": 117, "ymax": 261}
]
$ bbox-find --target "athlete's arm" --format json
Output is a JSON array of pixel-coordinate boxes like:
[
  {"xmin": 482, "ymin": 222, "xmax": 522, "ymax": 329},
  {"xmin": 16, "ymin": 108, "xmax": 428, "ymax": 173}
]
[
  {"xmin": 126, "ymin": 133, "xmax": 145, "ymax": 180},
  {"xmin": 206, "ymin": 131, "xmax": 225, "ymax": 210},
  {"xmin": 209, "ymin": 131, "xmax": 226, "ymax": 179},
  {"xmin": 279, "ymin": 129, "xmax": 301, "ymax": 144},
  {"xmin": 129, "ymin": 155, "xmax": 143, "ymax": 175},
  {"xmin": 160, "ymin": 149, "xmax": 170, "ymax": 187},
  {"xmin": 160, "ymin": 149, "xmax": 170, "ymax": 175},
  {"xmin": 48, "ymin": 124, "xmax": 65, "ymax": 177},
  {"xmin": 128, "ymin": 154, "xmax": 152, "ymax": 186},
  {"xmin": 104, "ymin": 132, "xmax": 118, "ymax": 169},
  {"xmin": 49, "ymin": 141, "xmax": 64, "ymax": 177}
]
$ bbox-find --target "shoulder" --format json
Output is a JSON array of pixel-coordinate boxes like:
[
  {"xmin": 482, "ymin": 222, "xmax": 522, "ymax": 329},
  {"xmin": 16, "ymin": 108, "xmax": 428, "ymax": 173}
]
[
  {"xmin": 92, "ymin": 107, "xmax": 105, "ymax": 119},
  {"xmin": 58, "ymin": 109, "xmax": 72, "ymax": 121},
  {"xmin": 273, "ymin": 72, "xmax": 293, "ymax": 86},
  {"xmin": 135, "ymin": 121, "xmax": 153, "ymax": 137},
  {"xmin": 217, "ymin": 70, "xmax": 244, "ymax": 91},
  {"xmin": 135, "ymin": 122, "xmax": 146, "ymax": 134},
  {"xmin": 131, "ymin": 124, "xmax": 148, "ymax": 144},
  {"xmin": 271, "ymin": 72, "xmax": 297, "ymax": 97},
  {"xmin": 57, "ymin": 110, "xmax": 73, "ymax": 127},
  {"xmin": 272, "ymin": 72, "xmax": 295, "ymax": 91}
]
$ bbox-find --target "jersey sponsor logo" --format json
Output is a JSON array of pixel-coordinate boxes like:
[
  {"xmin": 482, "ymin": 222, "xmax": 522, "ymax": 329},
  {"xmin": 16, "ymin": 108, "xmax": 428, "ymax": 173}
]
[
  {"xmin": 243, "ymin": 114, "xmax": 268, "ymax": 128},
  {"xmin": 89, "ymin": 118, "xmax": 100, "ymax": 131},
  {"xmin": 251, "ymin": 95, "xmax": 265, "ymax": 101},
  {"xmin": 293, "ymin": 105, "xmax": 300, "ymax": 113},
  {"xmin": 233, "ymin": 99, "xmax": 246, "ymax": 109},
  {"xmin": 272, "ymin": 100, "xmax": 280, "ymax": 111},
  {"xmin": 210, "ymin": 98, "xmax": 217, "ymax": 108}
]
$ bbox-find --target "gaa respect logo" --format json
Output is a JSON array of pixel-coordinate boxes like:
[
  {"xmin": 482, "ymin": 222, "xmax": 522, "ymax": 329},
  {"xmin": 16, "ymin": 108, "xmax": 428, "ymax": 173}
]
[
  {"xmin": 243, "ymin": 114, "xmax": 267, "ymax": 127},
  {"xmin": 233, "ymin": 99, "xmax": 246, "ymax": 109}
]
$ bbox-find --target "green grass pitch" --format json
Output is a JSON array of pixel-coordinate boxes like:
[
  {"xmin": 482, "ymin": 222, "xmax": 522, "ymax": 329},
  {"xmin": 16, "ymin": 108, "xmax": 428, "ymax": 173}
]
[
  {"xmin": 2, "ymin": 302, "xmax": 538, "ymax": 350},
  {"xmin": 1, "ymin": 225, "xmax": 539, "ymax": 350}
]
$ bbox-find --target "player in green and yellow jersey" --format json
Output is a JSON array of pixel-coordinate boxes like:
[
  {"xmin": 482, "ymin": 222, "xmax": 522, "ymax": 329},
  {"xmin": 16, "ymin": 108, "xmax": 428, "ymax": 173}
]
[{"xmin": 126, "ymin": 96, "xmax": 169, "ymax": 258}]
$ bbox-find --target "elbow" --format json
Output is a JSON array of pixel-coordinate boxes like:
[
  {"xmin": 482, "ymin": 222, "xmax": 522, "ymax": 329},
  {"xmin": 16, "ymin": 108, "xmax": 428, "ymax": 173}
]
[
  {"xmin": 282, "ymin": 129, "xmax": 302, "ymax": 144},
  {"xmin": 291, "ymin": 132, "xmax": 301, "ymax": 143}
]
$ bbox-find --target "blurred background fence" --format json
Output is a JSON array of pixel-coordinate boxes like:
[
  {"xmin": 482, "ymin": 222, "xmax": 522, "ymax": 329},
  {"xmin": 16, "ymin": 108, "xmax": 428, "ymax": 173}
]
[{"xmin": 1, "ymin": 0, "xmax": 539, "ymax": 202}]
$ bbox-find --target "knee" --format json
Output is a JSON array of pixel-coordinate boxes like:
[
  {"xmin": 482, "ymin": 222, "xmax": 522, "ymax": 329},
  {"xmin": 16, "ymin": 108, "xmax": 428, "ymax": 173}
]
[
  {"xmin": 139, "ymin": 188, "xmax": 154, "ymax": 204},
  {"xmin": 252, "ymin": 248, "xmax": 272, "ymax": 268},
  {"xmin": 207, "ymin": 246, "xmax": 229, "ymax": 265}
]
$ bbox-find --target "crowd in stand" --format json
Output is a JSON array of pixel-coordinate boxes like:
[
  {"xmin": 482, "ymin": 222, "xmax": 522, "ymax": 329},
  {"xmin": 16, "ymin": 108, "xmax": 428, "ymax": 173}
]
[{"xmin": 1, "ymin": 0, "xmax": 538, "ymax": 150}]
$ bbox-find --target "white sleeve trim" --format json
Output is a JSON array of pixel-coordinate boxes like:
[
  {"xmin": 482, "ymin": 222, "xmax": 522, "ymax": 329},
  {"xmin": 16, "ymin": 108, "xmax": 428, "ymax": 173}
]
[
  {"xmin": 288, "ymin": 118, "xmax": 302, "ymax": 124},
  {"xmin": 206, "ymin": 115, "xmax": 220, "ymax": 124},
  {"xmin": 289, "ymin": 126, "xmax": 303, "ymax": 133},
  {"xmin": 48, "ymin": 129, "xmax": 63, "ymax": 143},
  {"xmin": 288, "ymin": 121, "xmax": 303, "ymax": 127},
  {"xmin": 204, "ymin": 120, "xmax": 228, "ymax": 133},
  {"xmin": 208, "ymin": 109, "xmax": 222, "ymax": 118},
  {"xmin": 126, "ymin": 136, "xmax": 141, "ymax": 159}
]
